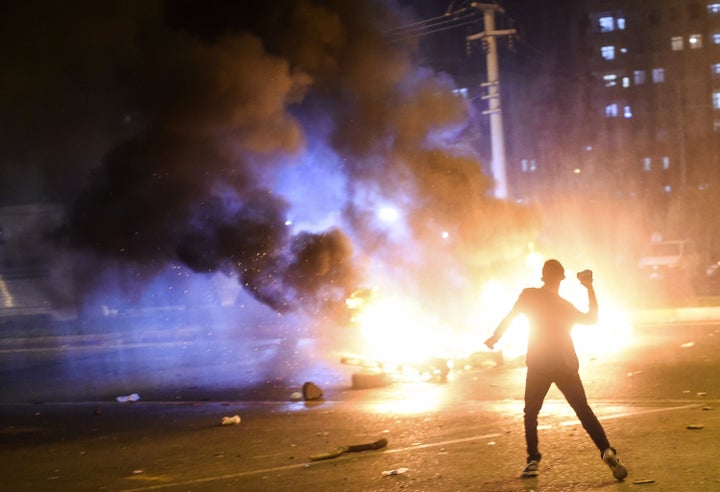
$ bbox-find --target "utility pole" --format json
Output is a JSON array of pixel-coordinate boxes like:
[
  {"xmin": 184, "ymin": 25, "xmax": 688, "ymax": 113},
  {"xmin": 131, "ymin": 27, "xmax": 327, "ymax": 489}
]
[{"xmin": 466, "ymin": 4, "xmax": 515, "ymax": 200}]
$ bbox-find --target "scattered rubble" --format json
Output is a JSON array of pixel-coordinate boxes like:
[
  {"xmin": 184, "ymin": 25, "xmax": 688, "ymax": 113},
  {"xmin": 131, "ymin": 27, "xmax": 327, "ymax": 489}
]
[
  {"xmin": 220, "ymin": 415, "xmax": 241, "ymax": 425},
  {"xmin": 302, "ymin": 382, "xmax": 324, "ymax": 401},
  {"xmin": 309, "ymin": 437, "xmax": 388, "ymax": 461}
]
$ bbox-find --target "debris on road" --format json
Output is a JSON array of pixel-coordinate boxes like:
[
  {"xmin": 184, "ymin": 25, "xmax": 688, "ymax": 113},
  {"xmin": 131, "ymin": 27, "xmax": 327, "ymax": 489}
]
[
  {"xmin": 632, "ymin": 479, "xmax": 655, "ymax": 484},
  {"xmin": 290, "ymin": 391, "xmax": 303, "ymax": 401},
  {"xmin": 686, "ymin": 424, "xmax": 704, "ymax": 430},
  {"xmin": 309, "ymin": 437, "xmax": 388, "ymax": 461},
  {"xmin": 116, "ymin": 393, "xmax": 140, "ymax": 403},
  {"xmin": 382, "ymin": 467, "xmax": 409, "ymax": 476},
  {"xmin": 302, "ymin": 382, "xmax": 323, "ymax": 401},
  {"xmin": 342, "ymin": 353, "xmax": 453, "ymax": 384},
  {"xmin": 220, "ymin": 415, "xmax": 241, "ymax": 425}
]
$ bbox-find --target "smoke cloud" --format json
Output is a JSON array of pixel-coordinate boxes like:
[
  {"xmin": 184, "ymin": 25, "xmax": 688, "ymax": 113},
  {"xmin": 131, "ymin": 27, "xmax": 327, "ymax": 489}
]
[{"xmin": 3, "ymin": 0, "xmax": 539, "ymax": 319}]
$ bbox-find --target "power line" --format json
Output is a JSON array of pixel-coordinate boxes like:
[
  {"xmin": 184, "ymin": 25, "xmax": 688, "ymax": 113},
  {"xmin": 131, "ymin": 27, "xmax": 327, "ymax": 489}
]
[{"xmin": 386, "ymin": 6, "xmax": 483, "ymax": 42}]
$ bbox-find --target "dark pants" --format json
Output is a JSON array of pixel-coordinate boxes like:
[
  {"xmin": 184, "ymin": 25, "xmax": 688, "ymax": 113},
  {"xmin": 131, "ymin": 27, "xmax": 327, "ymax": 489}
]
[{"xmin": 524, "ymin": 367, "xmax": 610, "ymax": 463}]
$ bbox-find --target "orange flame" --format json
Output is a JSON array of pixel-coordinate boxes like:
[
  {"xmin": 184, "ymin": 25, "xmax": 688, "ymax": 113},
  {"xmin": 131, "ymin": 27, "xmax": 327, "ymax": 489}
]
[{"xmin": 346, "ymin": 252, "xmax": 634, "ymax": 370}]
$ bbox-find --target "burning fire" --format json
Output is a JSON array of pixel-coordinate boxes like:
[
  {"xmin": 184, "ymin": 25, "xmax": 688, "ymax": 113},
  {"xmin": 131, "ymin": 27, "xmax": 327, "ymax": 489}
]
[
  {"xmin": 346, "ymin": 288, "xmax": 457, "ymax": 364},
  {"xmin": 345, "ymin": 252, "xmax": 634, "ymax": 373}
]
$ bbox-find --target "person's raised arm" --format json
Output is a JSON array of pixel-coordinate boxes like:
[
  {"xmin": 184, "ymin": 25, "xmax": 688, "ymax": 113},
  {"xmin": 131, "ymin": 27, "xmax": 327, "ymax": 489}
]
[{"xmin": 576, "ymin": 270, "xmax": 598, "ymax": 324}]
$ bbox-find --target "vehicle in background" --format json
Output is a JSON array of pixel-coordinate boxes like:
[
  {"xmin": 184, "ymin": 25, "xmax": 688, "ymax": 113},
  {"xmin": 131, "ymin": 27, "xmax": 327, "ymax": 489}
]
[
  {"xmin": 638, "ymin": 239, "xmax": 700, "ymax": 277},
  {"xmin": 637, "ymin": 239, "xmax": 699, "ymax": 300}
]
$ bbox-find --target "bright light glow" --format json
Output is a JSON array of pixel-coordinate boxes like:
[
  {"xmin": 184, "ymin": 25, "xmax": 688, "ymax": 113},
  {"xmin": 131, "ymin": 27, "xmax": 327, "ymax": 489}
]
[
  {"xmin": 378, "ymin": 206, "xmax": 399, "ymax": 223},
  {"xmin": 346, "ymin": 252, "xmax": 634, "ymax": 385},
  {"xmin": 472, "ymin": 275, "xmax": 532, "ymax": 359},
  {"xmin": 352, "ymin": 293, "xmax": 447, "ymax": 364},
  {"xmin": 487, "ymin": 266, "xmax": 634, "ymax": 361},
  {"xmin": 560, "ymin": 275, "xmax": 634, "ymax": 358},
  {"xmin": 441, "ymin": 231, "xmax": 449, "ymax": 239},
  {"xmin": 366, "ymin": 382, "xmax": 447, "ymax": 414}
]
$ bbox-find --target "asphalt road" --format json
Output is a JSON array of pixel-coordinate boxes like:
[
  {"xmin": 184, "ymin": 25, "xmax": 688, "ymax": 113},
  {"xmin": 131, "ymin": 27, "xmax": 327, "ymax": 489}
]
[{"xmin": 1, "ymin": 319, "xmax": 720, "ymax": 491}]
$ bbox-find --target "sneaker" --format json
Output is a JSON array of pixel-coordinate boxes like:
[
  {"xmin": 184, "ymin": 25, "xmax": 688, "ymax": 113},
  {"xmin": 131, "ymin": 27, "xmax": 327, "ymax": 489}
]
[
  {"xmin": 602, "ymin": 448, "xmax": 627, "ymax": 481},
  {"xmin": 521, "ymin": 460, "xmax": 539, "ymax": 478}
]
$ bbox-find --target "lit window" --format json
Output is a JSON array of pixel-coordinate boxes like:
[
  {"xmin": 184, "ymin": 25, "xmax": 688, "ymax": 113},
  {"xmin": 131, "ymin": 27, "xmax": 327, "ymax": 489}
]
[
  {"xmin": 713, "ymin": 63, "xmax": 720, "ymax": 77},
  {"xmin": 604, "ymin": 74, "xmax": 618, "ymax": 87},
  {"xmin": 714, "ymin": 120, "xmax": 720, "ymax": 132},
  {"xmin": 643, "ymin": 157, "xmax": 651, "ymax": 171},
  {"xmin": 634, "ymin": 70, "xmax": 646, "ymax": 84},
  {"xmin": 520, "ymin": 159, "xmax": 537, "ymax": 172},
  {"xmin": 652, "ymin": 68, "xmax": 665, "ymax": 83},
  {"xmin": 709, "ymin": 3, "xmax": 720, "ymax": 15},
  {"xmin": 624, "ymin": 105, "xmax": 633, "ymax": 118},
  {"xmin": 689, "ymin": 34, "xmax": 703, "ymax": 49},
  {"xmin": 601, "ymin": 46, "xmax": 615, "ymax": 60},
  {"xmin": 605, "ymin": 103, "xmax": 618, "ymax": 117},
  {"xmin": 662, "ymin": 157, "xmax": 670, "ymax": 170},
  {"xmin": 672, "ymin": 36, "xmax": 684, "ymax": 51},
  {"xmin": 714, "ymin": 90, "xmax": 720, "ymax": 109},
  {"xmin": 617, "ymin": 18, "xmax": 626, "ymax": 30},
  {"xmin": 599, "ymin": 16, "xmax": 615, "ymax": 32},
  {"xmin": 713, "ymin": 33, "xmax": 720, "ymax": 44},
  {"xmin": 622, "ymin": 77, "xmax": 631, "ymax": 88}
]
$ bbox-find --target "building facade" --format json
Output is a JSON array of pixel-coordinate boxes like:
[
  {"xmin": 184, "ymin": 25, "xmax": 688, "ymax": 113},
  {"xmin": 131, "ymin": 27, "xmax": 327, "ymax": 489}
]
[{"xmin": 585, "ymin": 0, "xmax": 720, "ymax": 198}]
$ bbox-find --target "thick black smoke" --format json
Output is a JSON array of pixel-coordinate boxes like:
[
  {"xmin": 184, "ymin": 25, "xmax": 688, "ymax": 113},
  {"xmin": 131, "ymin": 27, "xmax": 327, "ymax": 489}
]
[{"xmin": 4, "ymin": 0, "xmax": 539, "ymax": 317}]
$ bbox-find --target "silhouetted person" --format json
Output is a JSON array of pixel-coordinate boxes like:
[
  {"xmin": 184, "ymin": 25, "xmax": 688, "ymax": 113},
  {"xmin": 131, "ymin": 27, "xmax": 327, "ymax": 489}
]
[{"xmin": 484, "ymin": 259, "xmax": 627, "ymax": 481}]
